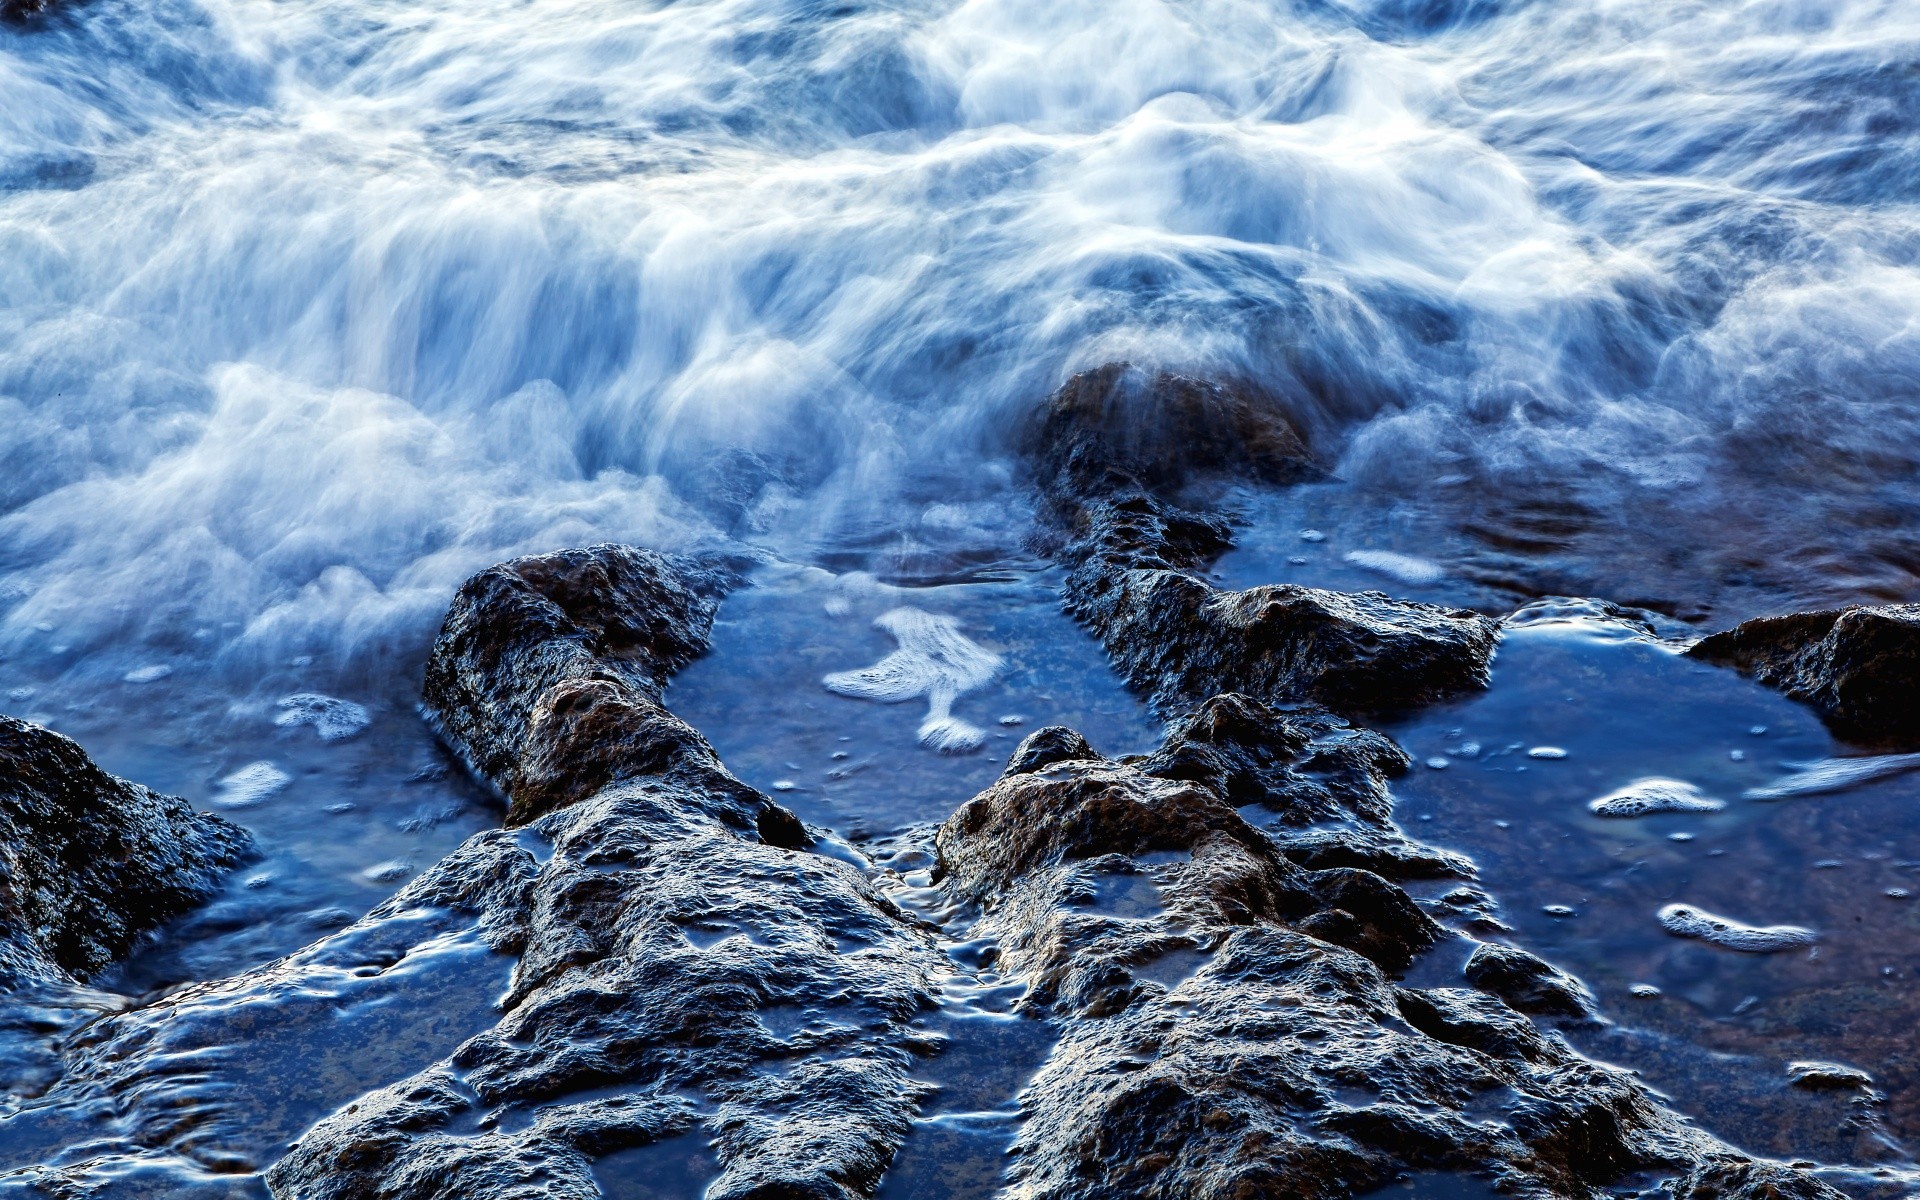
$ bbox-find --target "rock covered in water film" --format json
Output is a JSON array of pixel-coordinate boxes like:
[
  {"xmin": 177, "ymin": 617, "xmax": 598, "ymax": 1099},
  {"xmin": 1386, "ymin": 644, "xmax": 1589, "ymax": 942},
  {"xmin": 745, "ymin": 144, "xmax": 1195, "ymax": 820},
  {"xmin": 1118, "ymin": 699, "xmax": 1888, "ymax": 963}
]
[
  {"xmin": 0, "ymin": 716, "xmax": 250, "ymax": 987},
  {"xmin": 1687, "ymin": 604, "xmax": 1920, "ymax": 744},
  {"xmin": 1025, "ymin": 362, "xmax": 1321, "ymax": 499},
  {"xmin": 1054, "ymin": 487, "xmax": 1499, "ymax": 717},
  {"xmin": 266, "ymin": 545, "xmax": 942, "ymax": 1200},
  {"xmin": 932, "ymin": 725, "xmax": 1812, "ymax": 1200},
  {"xmin": 1026, "ymin": 366, "xmax": 1500, "ymax": 718}
]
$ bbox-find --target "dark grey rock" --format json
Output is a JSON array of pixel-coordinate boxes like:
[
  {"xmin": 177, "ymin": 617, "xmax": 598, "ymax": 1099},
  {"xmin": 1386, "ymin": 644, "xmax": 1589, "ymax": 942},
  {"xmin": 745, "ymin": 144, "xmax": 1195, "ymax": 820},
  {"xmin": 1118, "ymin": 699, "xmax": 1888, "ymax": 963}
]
[
  {"xmin": 0, "ymin": 716, "xmax": 250, "ymax": 988},
  {"xmin": 934, "ymin": 731, "xmax": 1815, "ymax": 1200},
  {"xmin": 1462, "ymin": 943, "xmax": 1596, "ymax": 1020},
  {"xmin": 1786, "ymin": 1061, "xmax": 1875, "ymax": 1092},
  {"xmin": 259, "ymin": 545, "xmax": 941, "ymax": 1199},
  {"xmin": 1674, "ymin": 1159, "xmax": 1850, "ymax": 1200},
  {"xmin": 1132, "ymin": 692, "xmax": 1473, "ymax": 879},
  {"xmin": 936, "ymin": 730, "xmax": 1846, "ymax": 1200},
  {"xmin": 1025, "ymin": 370, "xmax": 1499, "ymax": 720},
  {"xmin": 1687, "ymin": 605, "xmax": 1920, "ymax": 745},
  {"xmin": 1023, "ymin": 363, "xmax": 1321, "ymax": 500}
]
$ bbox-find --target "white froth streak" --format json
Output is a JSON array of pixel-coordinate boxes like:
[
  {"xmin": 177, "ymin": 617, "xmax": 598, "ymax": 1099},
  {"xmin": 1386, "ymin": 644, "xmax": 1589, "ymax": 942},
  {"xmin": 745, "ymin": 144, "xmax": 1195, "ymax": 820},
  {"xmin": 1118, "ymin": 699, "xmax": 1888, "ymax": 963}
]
[
  {"xmin": 824, "ymin": 607, "xmax": 1001, "ymax": 755},
  {"xmin": 1656, "ymin": 904, "xmax": 1815, "ymax": 953},
  {"xmin": 1745, "ymin": 753, "xmax": 1920, "ymax": 800}
]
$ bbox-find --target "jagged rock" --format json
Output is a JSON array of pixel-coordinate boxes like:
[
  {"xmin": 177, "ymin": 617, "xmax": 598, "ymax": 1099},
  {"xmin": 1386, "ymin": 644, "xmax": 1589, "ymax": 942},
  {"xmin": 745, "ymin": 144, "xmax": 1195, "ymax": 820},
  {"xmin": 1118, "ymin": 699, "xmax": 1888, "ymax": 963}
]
[
  {"xmin": 1687, "ymin": 605, "xmax": 1920, "ymax": 744},
  {"xmin": 1059, "ymin": 495, "xmax": 1500, "ymax": 717},
  {"xmin": 1786, "ymin": 1062, "xmax": 1875, "ymax": 1092},
  {"xmin": 1025, "ymin": 371, "xmax": 1499, "ymax": 719},
  {"xmin": 1462, "ymin": 943, "xmax": 1596, "ymax": 1020},
  {"xmin": 0, "ymin": 716, "xmax": 250, "ymax": 988},
  {"xmin": 935, "ymin": 729, "xmax": 1846, "ymax": 1200},
  {"xmin": 1132, "ymin": 693, "xmax": 1473, "ymax": 879},
  {"xmin": 256, "ymin": 546, "xmax": 939, "ymax": 1200},
  {"xmin": 1674, "ymin": 1160, "xmax": 1848, "ymax": 1200}
]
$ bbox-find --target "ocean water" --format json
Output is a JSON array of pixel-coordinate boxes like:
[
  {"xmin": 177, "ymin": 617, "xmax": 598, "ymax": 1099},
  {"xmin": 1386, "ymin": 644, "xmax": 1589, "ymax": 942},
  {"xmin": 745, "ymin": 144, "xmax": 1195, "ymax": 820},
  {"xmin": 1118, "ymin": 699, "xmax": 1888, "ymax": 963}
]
[{"xmin": 3, "ymin": 0, "xmax": 1920, "ymax": 1194}]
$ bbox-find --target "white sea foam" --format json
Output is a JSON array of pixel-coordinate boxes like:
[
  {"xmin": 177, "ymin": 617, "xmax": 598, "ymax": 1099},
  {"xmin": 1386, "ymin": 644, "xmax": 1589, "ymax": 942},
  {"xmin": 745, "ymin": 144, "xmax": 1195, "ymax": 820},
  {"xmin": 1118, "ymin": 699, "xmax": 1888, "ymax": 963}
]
[
  {"xmin": 1745, "ymin": 753, "xmax": 1920, "ymax": 800},
  {"xmin": 1343, "ymin": 550, "xmax": 1446, "ymax": 586},
  {"xmin": 825, "ymin": 608, "xmax": 1001, "ymax": 755},
  {"xmin": 1656, "ymin": 904, "xmax": 1816, "ymax": 953},
  {"xmin": 275, "ymin": 693, "xmax": 371, "ymax": 741},
  {"xmin": 214, "ymin": 761, "xmax": 293, "ymax": 809},
  {"xmin": 0, "ymin": 0, "xmax": 1915, "ymax": 704},
  {"xmin": 1588, "ymin": 779, "xmax": 1724, "ymax": 818}
]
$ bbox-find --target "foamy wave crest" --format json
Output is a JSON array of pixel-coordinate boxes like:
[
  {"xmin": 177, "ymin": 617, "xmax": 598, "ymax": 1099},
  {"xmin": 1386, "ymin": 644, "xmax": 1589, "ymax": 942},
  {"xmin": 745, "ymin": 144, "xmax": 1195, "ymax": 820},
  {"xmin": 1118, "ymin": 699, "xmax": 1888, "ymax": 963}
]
[{"xmin": 0, "ymin": 0, "xmax": 1917, "ymax": 692}]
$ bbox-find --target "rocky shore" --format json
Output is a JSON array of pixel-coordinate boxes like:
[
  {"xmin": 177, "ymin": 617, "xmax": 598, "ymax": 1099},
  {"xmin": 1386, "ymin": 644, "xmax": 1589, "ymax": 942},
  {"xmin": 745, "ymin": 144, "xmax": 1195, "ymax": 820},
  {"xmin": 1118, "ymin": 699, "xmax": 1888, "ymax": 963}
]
[{"xmin": 6, "ymin": 369, "xmax": 1918, "ymax": 1197}]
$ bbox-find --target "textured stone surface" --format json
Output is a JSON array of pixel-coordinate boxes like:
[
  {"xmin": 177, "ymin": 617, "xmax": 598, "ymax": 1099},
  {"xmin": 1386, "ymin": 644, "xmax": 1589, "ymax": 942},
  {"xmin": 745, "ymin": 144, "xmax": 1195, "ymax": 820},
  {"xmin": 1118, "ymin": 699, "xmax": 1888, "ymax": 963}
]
[
  {"xmin": 0, "ymin": 716, "xmax": 250, "ymax": 988},
  {"xmin": 1688, "ymin": 605, "xmax": 1920, "ymax": 744},
  {"xmin": 259, "ymin": 545, "xmax": 941, "ymax": 1200},
  {"xmin": 1026, "ymin": 369, "xmax": 1499, "ymax": 719},
  {"xmin": 934, "ymin": 726, "xmax": 1846, "ymax": 1200}
]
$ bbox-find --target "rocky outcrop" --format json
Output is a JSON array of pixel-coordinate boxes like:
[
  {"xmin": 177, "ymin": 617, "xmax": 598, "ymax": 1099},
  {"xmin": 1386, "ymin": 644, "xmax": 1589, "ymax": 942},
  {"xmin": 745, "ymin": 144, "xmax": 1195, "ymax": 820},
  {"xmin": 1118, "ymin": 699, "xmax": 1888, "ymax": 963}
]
[
  {"xmin": 934, "ymin": 726, "xmax": 1846, "ymax": 1200},
  {"xmin": 0, "ymin": 716, "xmax": 250, "ymax": 989},
  {"xmin": 1687, "ymin": 605, "xmax": 1920, "ymax": 745},
  {"xmin": 259, "ymin": 545, "xmax": 941, "ymax": 1200},
  {"xmin": 1026, "ymin": 366, "xmax": 1500, "ymax": 719},
  {"xmin": 1023, "ymin": 363, "xmax": 1321, "ymax": 500}
]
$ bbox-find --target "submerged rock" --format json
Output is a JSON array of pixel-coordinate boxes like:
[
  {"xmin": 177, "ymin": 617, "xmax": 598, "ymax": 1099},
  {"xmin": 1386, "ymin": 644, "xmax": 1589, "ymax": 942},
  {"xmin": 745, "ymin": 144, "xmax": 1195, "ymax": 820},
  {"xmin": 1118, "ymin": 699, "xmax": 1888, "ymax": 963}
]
[
  {"xmin": 260, "ymin": 546, "xmax": 942, "ymax": 1200},
  {"xmin": 1688, "ymin": 605, "xmax": 1920, "ymax": 744},
  {"xmin": 1024, "ymin": 363, "xmax": 1320, "ymax": 499},
  {"xmin": 0, "ymin": 716, "xmax": 250, "ymax": 988},
  {"xmin": 935, "ymin": 727, "xmax": 1815, "ymax": 1199},
  {"xmin": 1026, "ymin": 369, "xmax": 1499, "ymax": 719},
  {"xmin": 1461, "ymin": 943, "xmax": 1596, "ymax": 1019}
]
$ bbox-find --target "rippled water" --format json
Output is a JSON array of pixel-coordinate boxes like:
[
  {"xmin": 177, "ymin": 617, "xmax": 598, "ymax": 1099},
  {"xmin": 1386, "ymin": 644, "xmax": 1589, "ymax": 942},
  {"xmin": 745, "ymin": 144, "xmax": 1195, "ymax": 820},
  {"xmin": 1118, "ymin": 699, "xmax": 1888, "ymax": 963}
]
[{"xmin": 4, "ymin": 0, "xmax": 1920, "ymax": 1193}]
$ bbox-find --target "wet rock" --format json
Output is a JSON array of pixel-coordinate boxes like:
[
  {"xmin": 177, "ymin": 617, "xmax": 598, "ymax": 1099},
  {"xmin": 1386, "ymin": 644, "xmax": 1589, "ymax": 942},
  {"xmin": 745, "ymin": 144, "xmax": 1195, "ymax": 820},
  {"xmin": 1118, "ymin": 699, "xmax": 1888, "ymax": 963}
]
[
  {"xmin": 1673, "ymin": 1160, "xmax": 1844, "ymax": 1200},
  {"xmin": 0, "ymin": 0, "xmax": 53, "ymax": 19},
  {"xmin": 1025, "ymin": 363, "xmax": 1320, "ymax": 500},
  {"xmin": 934, "ymin": 730, "xmax": 1820, "ymax": 1200},
  {"xmin": 1462, "ymin": 943, "xmax": 1596, "ymax": 1019},
  {"xmin": 421, "ymin": 543, "xmax": 757, "ymax": 827},
  {"xmin": 1056, "ymin": 489, "xmax": 1498, "ymax": 717},
  {"xmin": 1025, "ymin": 372, "xmax": 1498, "ymax": 719},
  {"xmin": 1133, "ymin": 693, "xmax": 1473, "ymax": 879},
  {"xmin": 1787, "ymin": 1062, "xmax": 1875, "ymax": 1092},
  {"xmin": 259, "ymin": 546, "xmax": 941, "ymax": 1200},
  {"xmin": 0, "ymin": 716, "xmax": 250, "ymax": 988},
  {"xmin": 1687, "ymin": 605, "xmax": 1920, "ymax": 744}
]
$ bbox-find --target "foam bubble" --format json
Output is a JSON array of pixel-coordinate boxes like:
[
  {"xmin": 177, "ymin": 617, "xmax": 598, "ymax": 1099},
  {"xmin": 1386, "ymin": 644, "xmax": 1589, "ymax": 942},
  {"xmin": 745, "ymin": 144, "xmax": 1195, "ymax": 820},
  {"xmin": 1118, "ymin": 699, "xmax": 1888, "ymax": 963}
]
[
  {"xmin": 123, "ymin": 664, "xmax": 173, "ymax": 684},
  {"xmin": 1656, "ymin": 904, "xmax": 1815, "ymax": 953},
  {"xmin": 1588, "ymin": 779, "xmax": 1724, "ymax": 818},
  {"xmin": 1527, "ymin": 746, "xmax": 1567, "ymax": 760},
  {"xmin": 1343, "ymin": 550, "xmax": 1446, "ymax": 585},
  {"xmin": 275, "ymin": 693, "xmax": 371, "ymax": 742},
  {"xmin": 214, "ymin": 761, "xmax": 293, "ymax": 809},
  {"xmin": 824, "ymin": 608, "xmax": 1001, "ymax": 756}
]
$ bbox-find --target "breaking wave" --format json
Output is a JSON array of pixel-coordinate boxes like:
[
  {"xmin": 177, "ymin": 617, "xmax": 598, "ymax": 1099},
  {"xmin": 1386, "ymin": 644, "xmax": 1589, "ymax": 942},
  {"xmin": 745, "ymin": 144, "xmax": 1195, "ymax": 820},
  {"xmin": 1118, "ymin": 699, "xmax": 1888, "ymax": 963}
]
[{"xmin": 3, "ymin": 0, "xmax": 1918, "ymax": 690}]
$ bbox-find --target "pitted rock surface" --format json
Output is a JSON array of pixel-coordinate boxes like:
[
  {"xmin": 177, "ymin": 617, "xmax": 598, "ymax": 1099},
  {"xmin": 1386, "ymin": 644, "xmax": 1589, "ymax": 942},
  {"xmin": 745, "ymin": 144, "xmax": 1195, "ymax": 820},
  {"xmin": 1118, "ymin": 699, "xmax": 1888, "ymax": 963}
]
[
  {"xmin": 935, "ymin": 727, "xmax": 1848, "ymax": 1200},
  {"xmin": 1687, "ymin": 605, "xmax": 1920, "ymax": 745},
  {"xmin": 259, "ymin": 545, "xmax": 942, "ymax": 1200},
  {"xmin": 1026, "ymin": 371, "xmax": 1498, "ymax": 719},
  {"xmin": 0, "ymin": 716, "xmax": 250, "ymax": 988}
]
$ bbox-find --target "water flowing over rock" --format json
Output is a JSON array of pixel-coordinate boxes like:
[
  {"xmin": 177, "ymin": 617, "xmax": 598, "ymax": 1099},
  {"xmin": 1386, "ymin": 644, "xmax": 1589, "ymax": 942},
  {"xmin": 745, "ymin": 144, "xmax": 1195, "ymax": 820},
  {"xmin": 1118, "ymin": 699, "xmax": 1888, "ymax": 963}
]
[
  {"xmin": 0, "ymin": 716, "xmax": 250, "ymax": 988},
  {"xmin": 1027, "ymin": 367, "xmax": 1501, "ymax": 718},
  {"xmin": 933, "ymin": 724, "xmax": 1829, "ymax": 1200},
  {"xmin": 261, "ymin": 545, "xmax": 943, "ymax": 1199},
  {"xmin": 1687, "ymin": 605, "xmax": 1920, "ymax": 745}
]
